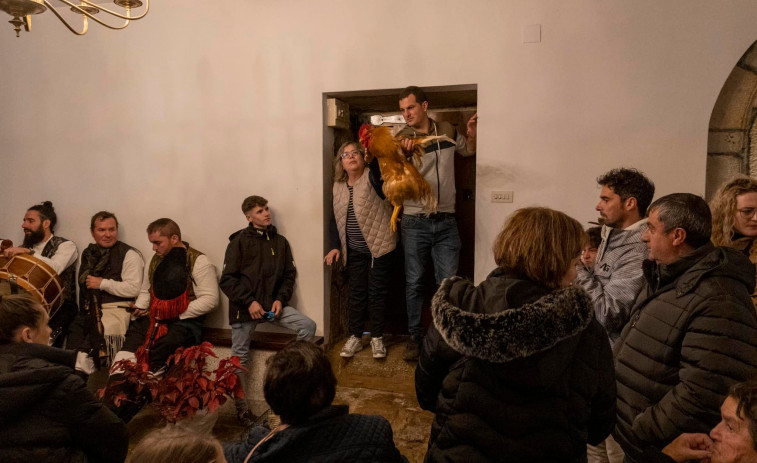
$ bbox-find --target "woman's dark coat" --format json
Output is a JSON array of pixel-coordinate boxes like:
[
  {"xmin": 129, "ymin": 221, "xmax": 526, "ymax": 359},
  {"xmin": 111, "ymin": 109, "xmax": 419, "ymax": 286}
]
[{"xmin": 416, "ymin": 269, "xmax": 616, "ymax": 463}]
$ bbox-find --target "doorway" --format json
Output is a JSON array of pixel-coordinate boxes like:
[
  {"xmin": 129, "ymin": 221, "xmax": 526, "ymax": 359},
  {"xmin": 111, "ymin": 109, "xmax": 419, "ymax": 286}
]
[{"xmin": 322, "ymin": 84, "xmax": 477, "ymax": 344}]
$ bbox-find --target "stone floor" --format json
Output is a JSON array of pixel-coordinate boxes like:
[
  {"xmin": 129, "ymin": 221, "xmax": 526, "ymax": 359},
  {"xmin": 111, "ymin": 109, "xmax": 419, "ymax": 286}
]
[{"xmin": 93, "ymin": 334, "xmax": 433, "ymax": 462}]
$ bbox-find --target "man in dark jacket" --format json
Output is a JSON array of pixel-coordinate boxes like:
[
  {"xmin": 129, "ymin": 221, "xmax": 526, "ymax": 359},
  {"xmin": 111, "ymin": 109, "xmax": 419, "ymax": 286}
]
[
  {"xmin": 220, "ymin": 195, "xmax": 316, "ymax": 426},
  {"xmin": 614, "ymin": 193, "xmax": 757, "ymax": 463}
]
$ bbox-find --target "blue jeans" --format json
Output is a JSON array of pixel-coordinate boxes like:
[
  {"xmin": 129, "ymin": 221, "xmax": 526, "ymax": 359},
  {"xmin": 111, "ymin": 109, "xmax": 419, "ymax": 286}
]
[
  {"xmin": 231, "ymin": 306, "xmax": 315, "ymax": 411},
  {"xmin": 401, "ymin": 213, "xmax": 461, "ymax": 335},
  {"xmin": 230, "ymin": 306, "xmax": 316, "ymax": 365}
]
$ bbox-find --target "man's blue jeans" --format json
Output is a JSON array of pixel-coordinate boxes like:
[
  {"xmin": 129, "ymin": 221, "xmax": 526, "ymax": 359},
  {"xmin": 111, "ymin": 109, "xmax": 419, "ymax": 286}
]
[{"xmin": 401, "ymin": 213, "xmax": 461, "ymax": 336}]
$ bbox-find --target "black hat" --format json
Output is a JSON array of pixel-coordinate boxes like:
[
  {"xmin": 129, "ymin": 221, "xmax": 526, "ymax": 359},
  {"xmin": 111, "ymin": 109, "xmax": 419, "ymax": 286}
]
[{"xmin": 152, "ymin": 247, "xmax": 188, "ymax": 300}]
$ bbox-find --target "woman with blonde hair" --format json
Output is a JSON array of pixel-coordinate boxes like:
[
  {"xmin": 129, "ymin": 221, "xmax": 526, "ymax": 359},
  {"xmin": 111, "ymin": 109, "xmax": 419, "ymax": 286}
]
[
  {"xmin": 710, "ymin": 175, "xmax": 757, "ymax": 307},
  {"xmin": 416, "ymin": 207, "xmax": 616, "ymax": 463},
  {"xmin": 324, "ymin": 141, "xmax": 397, "ymax": 359},
  {"xmin": 127, "ymin": 428, "xmax": 226, "ymax": 463}
]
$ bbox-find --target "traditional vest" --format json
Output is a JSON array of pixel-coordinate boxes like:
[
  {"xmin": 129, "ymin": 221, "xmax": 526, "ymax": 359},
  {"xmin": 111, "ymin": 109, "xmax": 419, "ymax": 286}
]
[
  {"xmin": 333, "ymin": 172, "xmax": 397, "ymax": 265},
  {"xmin": 42, "ymin": 236, "xmax": 76, "ymax": 306},
  {"xmin": 79, "ymin": 241, "xmax": 137, "ymax": 306},
  {"xmin": 147, "ymin": 243, "xmax": 202, "ymax": 303}
]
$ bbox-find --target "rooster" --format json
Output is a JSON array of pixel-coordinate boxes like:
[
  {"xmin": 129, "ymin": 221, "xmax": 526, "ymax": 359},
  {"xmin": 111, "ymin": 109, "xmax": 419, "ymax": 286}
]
[{"xmin": 358, "ymin": 124, "xmax": 454, "ymax": 232}]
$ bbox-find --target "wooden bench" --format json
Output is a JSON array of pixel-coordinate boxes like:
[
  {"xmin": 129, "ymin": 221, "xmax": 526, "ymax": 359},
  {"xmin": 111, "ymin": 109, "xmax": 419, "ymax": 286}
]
[{"xmin": 203, "ymin": 327, "xmax": 323, "ymax": 351}]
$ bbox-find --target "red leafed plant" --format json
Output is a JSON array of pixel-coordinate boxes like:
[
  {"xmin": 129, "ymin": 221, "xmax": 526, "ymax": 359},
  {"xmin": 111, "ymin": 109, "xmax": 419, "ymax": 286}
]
[{"xmin": 99, "ymin": 341, "xmax": 245, "ymax": 424}]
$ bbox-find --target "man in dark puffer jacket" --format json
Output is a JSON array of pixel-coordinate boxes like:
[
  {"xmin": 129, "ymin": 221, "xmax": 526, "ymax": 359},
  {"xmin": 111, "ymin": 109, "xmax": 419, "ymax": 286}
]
[{"xmin": 614, "ymin": 193, "xmax": 757, "ymax": 463}]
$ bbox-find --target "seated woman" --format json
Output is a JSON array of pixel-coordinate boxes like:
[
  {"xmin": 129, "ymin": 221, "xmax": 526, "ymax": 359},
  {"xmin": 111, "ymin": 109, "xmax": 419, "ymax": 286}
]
[
  {"xmin": 128, "ymin": 428, "xmax": 225, "ymax": 463},
  {"xmin": 0, "ymin": 294, "xmax": 128, "ymax": 463},
  {"xmin": 416, "ymin": 207, "xmax": 616, "ymax": 463},
  {"xmin": 710, "ymin": 175, "xmax": 757, "ymax": 308},
  {"xmin": 224, "ymin": 341, "xmax": 406, "ymax": 463}
]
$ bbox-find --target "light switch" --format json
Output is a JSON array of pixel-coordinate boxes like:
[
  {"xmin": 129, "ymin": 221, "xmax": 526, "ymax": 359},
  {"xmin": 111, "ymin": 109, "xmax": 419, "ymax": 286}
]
[{"xmin": 492, "ymin": 191, "xmax": 514, "ymax": 203}]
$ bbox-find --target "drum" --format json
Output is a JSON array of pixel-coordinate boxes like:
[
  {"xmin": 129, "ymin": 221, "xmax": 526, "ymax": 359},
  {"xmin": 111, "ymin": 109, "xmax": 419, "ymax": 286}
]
[{"xmin": 0, "ymin": 254, "xmax": 63, "ymax": 314}]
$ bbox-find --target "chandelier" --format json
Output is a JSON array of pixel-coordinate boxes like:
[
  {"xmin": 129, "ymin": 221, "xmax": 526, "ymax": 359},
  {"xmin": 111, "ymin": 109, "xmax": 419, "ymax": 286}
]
[{"xmin": 0, "ymin": 0, "xmax": 149, "ymax": 37}]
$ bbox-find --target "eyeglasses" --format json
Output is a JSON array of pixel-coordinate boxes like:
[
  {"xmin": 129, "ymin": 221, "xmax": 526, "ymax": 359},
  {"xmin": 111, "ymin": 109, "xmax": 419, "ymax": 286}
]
[
  {"xmin": 340, "ymin": 150, "xmax": 361, "ymax": 159},
  {"xmin": 737, "ymin": 208, "xmax": 757, "ymax": 220}
]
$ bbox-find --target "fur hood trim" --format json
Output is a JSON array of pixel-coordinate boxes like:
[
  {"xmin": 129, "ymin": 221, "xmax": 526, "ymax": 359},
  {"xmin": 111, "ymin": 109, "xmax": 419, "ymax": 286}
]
[{"xmin": 432, "ymin": 277, "xmax": 594, "ymax": 363}]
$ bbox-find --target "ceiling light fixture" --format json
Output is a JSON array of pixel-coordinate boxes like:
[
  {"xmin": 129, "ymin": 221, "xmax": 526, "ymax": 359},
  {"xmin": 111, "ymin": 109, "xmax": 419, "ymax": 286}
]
[{"xmin": 0, "ymin": 0, "xmax": 149, "ymax": 37}]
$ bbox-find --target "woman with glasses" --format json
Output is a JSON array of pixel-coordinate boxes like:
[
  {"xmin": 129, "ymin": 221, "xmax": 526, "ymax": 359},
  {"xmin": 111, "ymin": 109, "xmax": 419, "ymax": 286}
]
[
  {"xmin": 710, "ymin": 175, "xmax": 757, "ymax": 309},
  {"xmin": 324, "ymin": 141, "xmax": 397, "ymax": 359},
  {"xmin": 0, "ymin": 294, "xmax": 128, "ymax": 463}
]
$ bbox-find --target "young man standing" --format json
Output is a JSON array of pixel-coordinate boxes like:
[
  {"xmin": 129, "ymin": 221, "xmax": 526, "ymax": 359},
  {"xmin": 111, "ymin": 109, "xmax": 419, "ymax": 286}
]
[
  {"xmin": 397, "ymin": 86, "xmax": 477, "ymax": 360},
  {"xmin": 576, "ymin": 168, "xmax": 655, "ymax": 463},
  {"xmin": 220, "ymin": 195, "xmax": 316, "ymax": 427}
]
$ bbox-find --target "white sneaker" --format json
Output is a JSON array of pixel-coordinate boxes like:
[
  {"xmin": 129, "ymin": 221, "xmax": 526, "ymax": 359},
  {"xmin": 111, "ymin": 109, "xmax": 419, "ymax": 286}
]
[
  {"xmin": 370, "ymin": 337, "xmax": 387, "ymax": 359},
  {"xmin": 340, "ymin": 335, "xmax": 363, "ymax": 358}
]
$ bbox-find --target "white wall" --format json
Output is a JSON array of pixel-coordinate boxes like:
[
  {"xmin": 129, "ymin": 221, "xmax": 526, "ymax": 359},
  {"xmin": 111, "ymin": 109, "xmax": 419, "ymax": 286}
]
[{"xmin": 2, "ymin": 0, "xmax": 757, "ymax": 335}]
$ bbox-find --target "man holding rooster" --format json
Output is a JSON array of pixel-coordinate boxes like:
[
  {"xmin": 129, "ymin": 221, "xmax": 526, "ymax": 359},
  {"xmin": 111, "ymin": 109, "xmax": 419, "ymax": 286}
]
[{"xmin": 397, "ymin": 86, "xmax": 477, "ymax": 360}]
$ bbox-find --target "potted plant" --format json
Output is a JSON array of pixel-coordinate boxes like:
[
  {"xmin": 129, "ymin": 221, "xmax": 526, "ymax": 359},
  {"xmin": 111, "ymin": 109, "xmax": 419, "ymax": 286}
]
[{"xmin": 100, "ymin": 341, "xmax": 245, "ymax": 432}]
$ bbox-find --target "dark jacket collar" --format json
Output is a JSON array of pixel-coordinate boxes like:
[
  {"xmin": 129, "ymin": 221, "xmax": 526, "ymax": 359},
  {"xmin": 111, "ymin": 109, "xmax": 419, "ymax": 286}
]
[
  {"xmin": 229, "ymin": 224, "xmax": 278, "ymax": 241},
  {"xmin": 643, "ymin": 242, "xmax": 756, "ymax": 297}
]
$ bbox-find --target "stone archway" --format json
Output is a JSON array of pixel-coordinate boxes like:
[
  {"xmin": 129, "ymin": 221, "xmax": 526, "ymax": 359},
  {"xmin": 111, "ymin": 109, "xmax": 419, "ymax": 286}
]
[{"xmin": 706, "ymin": 41, "xmax": 757, "ymax": 199}]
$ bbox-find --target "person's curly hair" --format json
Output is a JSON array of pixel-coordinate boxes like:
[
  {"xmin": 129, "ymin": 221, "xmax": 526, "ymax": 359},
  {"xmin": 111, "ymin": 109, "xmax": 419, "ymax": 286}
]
[
  {"xmin": 710, "ymin": 176, "xmax": 757, "ymax": 246},
  {"xmin": 597, "ymin": 168, "xmax": 655, "ymax": 217}
]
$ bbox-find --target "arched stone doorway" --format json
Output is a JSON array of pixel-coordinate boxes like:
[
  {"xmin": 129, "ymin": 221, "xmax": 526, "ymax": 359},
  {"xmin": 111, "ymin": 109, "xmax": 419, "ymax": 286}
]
[{"xmin": 707, "ymin": 41, "xmax": 757, "ymax": 199}]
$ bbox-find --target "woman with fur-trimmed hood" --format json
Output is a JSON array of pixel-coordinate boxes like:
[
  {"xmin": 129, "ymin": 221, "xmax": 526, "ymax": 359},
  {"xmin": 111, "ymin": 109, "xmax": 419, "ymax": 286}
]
[{"xmin": 415, "ymin": 207, "xmax": 616, "ymax": 463}]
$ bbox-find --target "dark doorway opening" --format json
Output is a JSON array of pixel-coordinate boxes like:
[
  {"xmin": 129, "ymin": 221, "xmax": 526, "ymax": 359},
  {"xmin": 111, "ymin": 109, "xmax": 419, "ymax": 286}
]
[{"xmin": 323, "ymin": 84, "xmax": 477, "ymax": 344}]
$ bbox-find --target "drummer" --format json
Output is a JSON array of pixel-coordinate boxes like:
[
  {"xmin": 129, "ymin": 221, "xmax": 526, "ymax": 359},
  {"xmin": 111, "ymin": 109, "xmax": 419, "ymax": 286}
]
[
  {"xmin": 69, "ymin": 211, "xmax": 144, "ymax": 364},
  {"xmin": 3, "ymin": 201, "xmax": 78, "ymax": 346}
]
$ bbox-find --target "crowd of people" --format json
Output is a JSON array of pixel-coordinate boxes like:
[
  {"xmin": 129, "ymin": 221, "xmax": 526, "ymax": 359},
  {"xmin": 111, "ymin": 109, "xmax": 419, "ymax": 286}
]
[{"xmin": 1, "ymin": 85, "xmax": 757, "ymax": 462}]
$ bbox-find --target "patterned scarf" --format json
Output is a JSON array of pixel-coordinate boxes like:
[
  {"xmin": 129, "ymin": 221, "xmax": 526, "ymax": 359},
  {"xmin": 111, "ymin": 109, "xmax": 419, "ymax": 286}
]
[{"xmin": 78, "ymin": 243, "xmax": 111, "ymax": 308}]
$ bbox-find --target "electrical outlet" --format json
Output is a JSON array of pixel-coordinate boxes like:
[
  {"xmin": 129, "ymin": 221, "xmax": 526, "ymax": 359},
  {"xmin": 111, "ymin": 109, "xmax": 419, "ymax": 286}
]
[{"xmin": 491, "ymin": 191, "xmax": 513, "ymax": 203}]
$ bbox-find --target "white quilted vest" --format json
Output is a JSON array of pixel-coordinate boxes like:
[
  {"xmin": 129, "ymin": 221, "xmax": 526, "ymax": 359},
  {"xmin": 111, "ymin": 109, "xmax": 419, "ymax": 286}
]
[{"xmin": 333, "ymin": 172, "xmax": 397, "ymax": 264}]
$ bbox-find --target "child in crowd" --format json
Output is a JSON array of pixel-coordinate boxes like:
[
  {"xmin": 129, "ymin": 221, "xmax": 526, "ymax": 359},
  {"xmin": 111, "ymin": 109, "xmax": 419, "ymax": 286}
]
[{"xmin": 582, "ymin": 226, "xmax": 602, "ymax": 270}]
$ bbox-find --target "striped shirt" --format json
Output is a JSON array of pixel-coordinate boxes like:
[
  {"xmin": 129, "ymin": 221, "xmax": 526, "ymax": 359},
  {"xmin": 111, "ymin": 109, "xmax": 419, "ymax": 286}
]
[
  {"xmin": 346, "ymin": 185, "xmax": 370, "ymax": 253},
  {"xmin": 575, "ymin": 219, "xmax": 648, "ymax": 347}
]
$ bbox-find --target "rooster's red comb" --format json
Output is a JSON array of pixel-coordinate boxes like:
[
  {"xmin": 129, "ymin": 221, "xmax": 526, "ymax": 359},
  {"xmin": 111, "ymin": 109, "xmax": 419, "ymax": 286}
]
[{"xmin": 358, "ymin": 124, "xmax": 373, "ymax": 148}]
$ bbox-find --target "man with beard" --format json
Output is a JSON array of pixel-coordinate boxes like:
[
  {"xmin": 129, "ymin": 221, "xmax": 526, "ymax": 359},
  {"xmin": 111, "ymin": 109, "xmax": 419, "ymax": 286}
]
[
  {"xmin": 69, "ymin": 211, "xmax": 144, "ymax": 364},
  {"xmin": 103, "ymin": 218, "xmax": 218, "ymax": 422},
  {"xmin": 3, "ymin": 201, "xmax": 78, "ymax": 346},
  {"xmin": 575, "ymin": 168, "xmax": 655, "ymax": 463}
]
